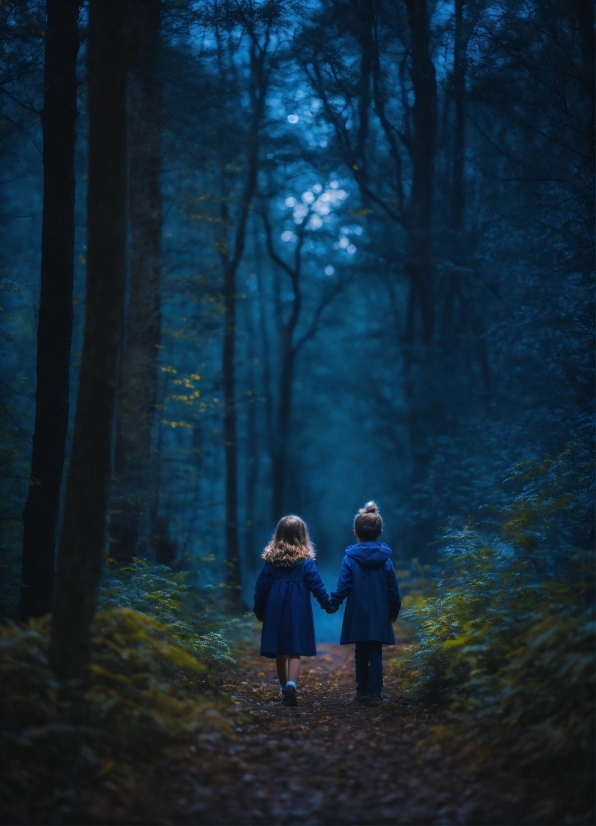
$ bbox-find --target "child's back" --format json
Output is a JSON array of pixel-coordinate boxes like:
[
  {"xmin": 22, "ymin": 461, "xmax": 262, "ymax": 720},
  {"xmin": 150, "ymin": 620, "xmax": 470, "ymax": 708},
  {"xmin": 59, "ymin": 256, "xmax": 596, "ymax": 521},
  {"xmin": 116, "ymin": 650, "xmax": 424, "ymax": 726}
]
[
  {"xmin": 329, "ymin": 501, "xmax": 401, "ymax": 703},
  {"xmin": 253, "ymin": 515, "xmax": 330, "ymax": 706},
  {"xmin": 334, "ymin": 540, "xmax": 400, "ymax": 645},
  {"xmin": 254, "ymin": 556, "xmax": 328, "ymax": 657}
]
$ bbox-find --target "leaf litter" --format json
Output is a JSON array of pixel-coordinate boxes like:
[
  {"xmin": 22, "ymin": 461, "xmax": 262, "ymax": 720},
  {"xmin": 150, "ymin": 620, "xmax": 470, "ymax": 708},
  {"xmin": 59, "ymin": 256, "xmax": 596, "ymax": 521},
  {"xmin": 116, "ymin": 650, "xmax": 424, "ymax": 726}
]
[{"xmin": 160, "ymin": 640, "xmax": 588, "ymax": 825}]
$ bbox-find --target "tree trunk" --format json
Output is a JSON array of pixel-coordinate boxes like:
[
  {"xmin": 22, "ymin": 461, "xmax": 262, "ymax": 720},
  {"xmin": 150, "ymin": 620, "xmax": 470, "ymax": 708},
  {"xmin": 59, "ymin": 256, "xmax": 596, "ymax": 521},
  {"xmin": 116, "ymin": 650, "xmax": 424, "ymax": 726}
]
[
  {"xmin": 450, "ymin": 0, "xmax": 465, "ymax": 237},
  {"xmin": 219, "ymin": 39, "xmax": 267, "ymax": 612},
  {"xmin": 222, "ymin": 257, "xmax": 243, "ymax": 609},
  {"xmin": 49, "ymin": 0, "xmax": 128, "ymax": 683},
  {"xmin": 574, "ymin": 0, "xmax": 595, "ymax": 176},
  {"xmin": 441, "ymin": 0, "xmax": 466, "ymax": 336},
  {"xmin": 17, "ymin": 0, "xmax": 81, "ymax": 621},
  {"xmin": 243, "ymin": 288, "xmax": 260, "ymax": 566},
  {"xmin": 110, "ymin": 0, "xmax": 162, "ymax": 564},
  {"xmin": 269, "ymin": 266, "xmax": 302, "ymax": 522},
  {"xmin": 256, "ymin": 239, "xmax": 275, "ymax": 468},
  {"xmin": 271, "ymin": 343, "xmax": 295, "ymax": 522},
  {"xmin": 402, "ymin": 0, "xmax": 438, "ymax": 557},
  {"xmin": 403, "ymin": 0, "xmax": 437, "ymax": 345}
]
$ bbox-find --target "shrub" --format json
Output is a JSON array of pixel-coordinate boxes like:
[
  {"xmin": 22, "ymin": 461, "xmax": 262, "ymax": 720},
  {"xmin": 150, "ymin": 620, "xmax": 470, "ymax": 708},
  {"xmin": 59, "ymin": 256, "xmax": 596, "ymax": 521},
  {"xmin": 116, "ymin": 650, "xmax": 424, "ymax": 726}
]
[
  {"xmin": 98, "ymin": 557, "xmax": 253, "ymax": 674},
  {"xmin": 0, "ymin": 609, "xmax": 233, "ymax": 824},
  {"xmin": 0, "ymin": 558, "xmax": 255, "ymax": 823},
  {"xmin": 404, "ymin": 442, "xmax": 595, "ymax": 771}
]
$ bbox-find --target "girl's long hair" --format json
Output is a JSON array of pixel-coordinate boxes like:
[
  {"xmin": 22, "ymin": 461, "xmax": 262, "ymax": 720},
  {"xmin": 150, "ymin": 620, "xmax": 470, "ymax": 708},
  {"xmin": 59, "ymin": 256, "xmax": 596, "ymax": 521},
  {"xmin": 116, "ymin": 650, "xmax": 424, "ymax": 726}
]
[{"xmin": 262, "ymin": 515, "xmax": 315, "ymax": 567}]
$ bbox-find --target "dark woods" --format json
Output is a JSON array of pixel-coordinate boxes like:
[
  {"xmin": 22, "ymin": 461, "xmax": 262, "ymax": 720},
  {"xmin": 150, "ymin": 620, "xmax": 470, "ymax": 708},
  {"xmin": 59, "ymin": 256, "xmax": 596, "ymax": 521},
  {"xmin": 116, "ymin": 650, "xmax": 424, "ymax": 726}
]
[
  {"xmin": 0, "ymin": 0, "xmax": 592, "ymax": 822},
  {"xmin": 0, "ymin": 0, "xmax": 593, "ymax": 810}
]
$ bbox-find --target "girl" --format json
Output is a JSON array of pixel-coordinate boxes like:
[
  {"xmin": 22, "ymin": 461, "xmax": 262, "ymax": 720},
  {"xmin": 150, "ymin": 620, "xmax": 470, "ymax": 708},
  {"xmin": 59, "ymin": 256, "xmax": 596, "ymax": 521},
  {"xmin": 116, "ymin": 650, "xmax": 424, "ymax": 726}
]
[{"xmin": 253, "ymin": 515, "xmax": 331, "ymax": 706}]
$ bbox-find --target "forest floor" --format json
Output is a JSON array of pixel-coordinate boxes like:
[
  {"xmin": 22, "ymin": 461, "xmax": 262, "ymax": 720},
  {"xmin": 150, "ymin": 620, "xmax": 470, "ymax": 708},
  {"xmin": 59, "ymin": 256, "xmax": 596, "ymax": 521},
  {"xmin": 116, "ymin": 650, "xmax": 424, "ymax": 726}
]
[{"xmin": 138, "ymin": 637, "xmax": 588, "ymax": 826}]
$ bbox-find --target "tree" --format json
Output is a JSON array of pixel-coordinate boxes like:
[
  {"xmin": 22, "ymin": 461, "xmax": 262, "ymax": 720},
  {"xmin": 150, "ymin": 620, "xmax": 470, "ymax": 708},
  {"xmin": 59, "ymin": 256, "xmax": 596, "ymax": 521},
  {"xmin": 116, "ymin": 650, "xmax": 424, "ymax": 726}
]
[
  {"xmin": 401, "ymin": 0, "xmax": 437, "ymax": 345},
  {"xmin": 397, "ymin": 0, "xmax": 440, "ymax": 555},
  {"xmin": 110, "ymin": 0, "xmax": 163, "ymax": 564},
  {"xmin": 17, "ymin": 0, "xmax": 81, "ymax": 620},
  {"xmin": 300, "ymin": 0, "xmax": 440, "ymax": 553},
  {"xmin": 50, "ymin": 0, "xmax": 128, "ymax": 682},
  {"xmin": 260, "ymin": 202, "xmax": 346, "ymax": 521},
  {"xmin": 209, "ymin": 2, "xmax": 273, "ymax": 610}
]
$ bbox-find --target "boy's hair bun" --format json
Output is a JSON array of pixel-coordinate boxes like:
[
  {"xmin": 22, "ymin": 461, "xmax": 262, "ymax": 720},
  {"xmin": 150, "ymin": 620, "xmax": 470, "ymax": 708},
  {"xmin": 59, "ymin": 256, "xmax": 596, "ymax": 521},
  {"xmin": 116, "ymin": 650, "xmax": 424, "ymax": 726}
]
[{"xmin": 354, "ymin": 501, "xmax": 383, "ymax": 539}]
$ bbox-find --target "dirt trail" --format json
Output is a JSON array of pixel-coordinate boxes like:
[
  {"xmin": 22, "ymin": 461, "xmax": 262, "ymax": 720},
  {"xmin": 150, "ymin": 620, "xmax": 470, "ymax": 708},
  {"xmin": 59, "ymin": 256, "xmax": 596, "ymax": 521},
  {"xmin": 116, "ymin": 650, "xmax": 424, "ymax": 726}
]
[{"xmin": 165, "ymin": 641, "xmax": 536, "ymax": 825}]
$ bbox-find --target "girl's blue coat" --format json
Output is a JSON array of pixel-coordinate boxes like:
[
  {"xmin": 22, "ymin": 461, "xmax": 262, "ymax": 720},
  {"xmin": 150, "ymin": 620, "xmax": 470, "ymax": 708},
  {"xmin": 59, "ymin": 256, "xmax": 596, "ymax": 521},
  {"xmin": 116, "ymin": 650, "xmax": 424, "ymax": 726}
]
[
  {"xmin": 330, "ymin": 542, "xmax": 401, "ymax": 645},
  {"xmin": 253, "ymin": 558, "xmax": 330, "ymax": 658}
]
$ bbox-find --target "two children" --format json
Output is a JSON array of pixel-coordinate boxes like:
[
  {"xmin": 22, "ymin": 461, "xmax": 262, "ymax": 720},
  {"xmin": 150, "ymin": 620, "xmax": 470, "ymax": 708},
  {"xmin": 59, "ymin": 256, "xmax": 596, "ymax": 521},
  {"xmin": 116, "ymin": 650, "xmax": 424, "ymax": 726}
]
[{"xmin": 253, "ymin": 501, "xmax": 401, "ymax": 706}]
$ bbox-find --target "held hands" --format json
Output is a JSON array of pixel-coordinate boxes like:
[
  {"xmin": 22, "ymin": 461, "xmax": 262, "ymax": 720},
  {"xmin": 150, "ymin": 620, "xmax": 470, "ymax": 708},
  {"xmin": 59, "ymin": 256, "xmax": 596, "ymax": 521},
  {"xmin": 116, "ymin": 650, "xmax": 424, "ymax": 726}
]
[{"xmin": 325, "ymin": 604, "xmax": 338, "ymax": 614}]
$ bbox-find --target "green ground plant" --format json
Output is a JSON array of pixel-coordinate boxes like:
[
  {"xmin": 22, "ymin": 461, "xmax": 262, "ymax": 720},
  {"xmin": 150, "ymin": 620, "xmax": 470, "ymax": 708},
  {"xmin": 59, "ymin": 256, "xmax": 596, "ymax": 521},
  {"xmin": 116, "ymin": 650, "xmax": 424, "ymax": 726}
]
[
  {"xmin": 403, "ymin": 441, "xmax": 595, "ymax": 777},
  {"xmin": 98, "ymin": 558, "xmax": 239, "ymax": 675},
  {"xmin": 0, "ymin": 559, "xmax": 253, "ymax": 823}
]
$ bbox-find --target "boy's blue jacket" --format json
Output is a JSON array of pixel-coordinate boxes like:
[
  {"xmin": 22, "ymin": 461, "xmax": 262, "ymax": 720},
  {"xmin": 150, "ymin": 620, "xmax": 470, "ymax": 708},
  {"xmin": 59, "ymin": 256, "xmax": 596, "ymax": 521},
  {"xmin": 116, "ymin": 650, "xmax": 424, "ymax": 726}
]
[{"xmin": 330, "ymin": 542, "xmax": 401, "ymax": 645}]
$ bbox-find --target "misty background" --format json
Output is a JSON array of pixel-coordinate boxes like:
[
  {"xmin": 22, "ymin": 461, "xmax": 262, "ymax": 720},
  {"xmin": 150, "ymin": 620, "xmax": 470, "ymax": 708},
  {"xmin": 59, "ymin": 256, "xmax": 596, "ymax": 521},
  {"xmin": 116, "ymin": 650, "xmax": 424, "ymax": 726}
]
[{"xmin": 0, "ymin": 0, "xmax": 592, "ymax": 622}]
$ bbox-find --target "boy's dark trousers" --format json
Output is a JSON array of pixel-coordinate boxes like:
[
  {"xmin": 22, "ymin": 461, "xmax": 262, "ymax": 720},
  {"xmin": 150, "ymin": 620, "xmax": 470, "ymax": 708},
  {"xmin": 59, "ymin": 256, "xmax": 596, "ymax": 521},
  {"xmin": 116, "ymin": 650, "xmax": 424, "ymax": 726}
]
[{"xmin": 355, "ymin": 640, "xmax": 383, "ymax": 696}]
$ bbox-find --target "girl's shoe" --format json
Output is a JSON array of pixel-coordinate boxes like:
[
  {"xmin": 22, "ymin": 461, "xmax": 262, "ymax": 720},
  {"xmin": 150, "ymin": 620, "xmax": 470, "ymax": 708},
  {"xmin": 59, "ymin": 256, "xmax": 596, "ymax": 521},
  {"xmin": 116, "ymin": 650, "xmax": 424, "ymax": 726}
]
[
  {"xmin": 350, "ymin": 694, "xmax": 369, "ymax": 703},
  {"xmin": 282, "ymin": 684, "xmax": 298, "ymax": 706},
  {"xmin": 368, "ymin": 693, "xmax": 388, "ymax": 706}
]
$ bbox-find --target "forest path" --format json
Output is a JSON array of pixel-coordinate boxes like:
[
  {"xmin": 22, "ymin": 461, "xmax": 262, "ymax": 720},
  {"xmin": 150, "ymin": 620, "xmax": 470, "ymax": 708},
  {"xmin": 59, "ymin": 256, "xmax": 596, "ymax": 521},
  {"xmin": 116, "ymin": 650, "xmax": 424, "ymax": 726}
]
[{"xmin": 166, "ymin": 640, "xmax": 529, "ymax": 825}]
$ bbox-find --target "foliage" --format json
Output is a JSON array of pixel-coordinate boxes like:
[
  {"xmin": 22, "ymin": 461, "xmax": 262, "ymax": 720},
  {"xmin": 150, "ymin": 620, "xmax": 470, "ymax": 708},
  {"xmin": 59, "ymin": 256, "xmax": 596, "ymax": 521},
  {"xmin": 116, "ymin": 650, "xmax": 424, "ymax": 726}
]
[
  {"xmin": 98, "ymin": 558, "xmax": 238, "ymax": 674},
  {"xmin": 499, "ymin": 439, "xmax": 594, "ymax": 566},
  {"xmin": 0, "ymin": 608, "xmax": 234, "ymax": 824},
  {"xmin": 0, "ymin": 559, "xmax": 259, "ymax": 822},
  {"xmin": 392, "ymin": 558, "xmax": 438, "ymax": 656},
  {"xmin": 404, "ymin": 442, "xmax": 595, "ymax": 772}
]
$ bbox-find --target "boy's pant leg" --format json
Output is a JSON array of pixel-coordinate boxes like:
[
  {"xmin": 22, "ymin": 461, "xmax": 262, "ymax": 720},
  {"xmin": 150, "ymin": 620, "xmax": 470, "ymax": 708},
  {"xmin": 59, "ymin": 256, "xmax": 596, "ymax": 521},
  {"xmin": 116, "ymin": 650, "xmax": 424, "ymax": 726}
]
[
  {"xmin": 354, "ymin": 642, "xmax": 369, "ymax": 696},
  {"xmin": 368, "ymin": 642, "xmax": 383, "ymax": 695}
]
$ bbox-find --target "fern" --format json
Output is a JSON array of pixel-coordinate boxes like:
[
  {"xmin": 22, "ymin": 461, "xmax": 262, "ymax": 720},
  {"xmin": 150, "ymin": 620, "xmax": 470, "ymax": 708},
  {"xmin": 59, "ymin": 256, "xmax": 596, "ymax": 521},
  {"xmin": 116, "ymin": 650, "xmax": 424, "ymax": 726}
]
[{"xmin": 98, "ymin": 558, "xmax": 239, "ymax": 671}]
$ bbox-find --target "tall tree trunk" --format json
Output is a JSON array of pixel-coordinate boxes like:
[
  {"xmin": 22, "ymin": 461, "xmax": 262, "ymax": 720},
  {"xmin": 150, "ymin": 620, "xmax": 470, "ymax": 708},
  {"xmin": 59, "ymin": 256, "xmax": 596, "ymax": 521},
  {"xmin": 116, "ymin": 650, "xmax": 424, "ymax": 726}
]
[
  {"xmin": 219, "ymin": 39, "xmax": 267, "ymax": 612},
  {"xmin": 262, "ymin": 216, "xmax": 303, "ymax": 523},
  {"xmin": 49, "ymin": 0, "xmax": 128, "ymax": 683},
  {"xmin": 402, "ymin": 0, "xmax": 438, "ymax": 557},
  {"xmin": 17, "ymin": 0, "xmax": 81, "ymax": 621},
  {"xmin": 243, "ymin": 288, "xmax": 259, "ymax": 566},
  {"xmin": 270, "ymin": 258, "xmax": 302, "ymax": 522},
  {"xmin": 450, "ymin": 0, "xmax": 465, "ymax": 238},
  {"xmin": 256, "ymin": 236, "xmax": 275, "ymax": 471},
  {"xmin": 271, "ymin": 343, "xmax": 295, "ymax": 522},
  {"xmin": 574, "ymin": 0, "xmax": 594, "ymax": 176},
  {"xmin": 222, "ymin": 253, "xmax": 243, "ymax": 609},
  {"xmin": 110, "ymin": 0, "xmax": 162, "ymax": 563},
  {"xmin": 441, "ymin": 0, "xmax": 466, "ymax": 336},
  {"xmin": 403, "ymin": 0, "xmax": 437, "ymax": 345}
]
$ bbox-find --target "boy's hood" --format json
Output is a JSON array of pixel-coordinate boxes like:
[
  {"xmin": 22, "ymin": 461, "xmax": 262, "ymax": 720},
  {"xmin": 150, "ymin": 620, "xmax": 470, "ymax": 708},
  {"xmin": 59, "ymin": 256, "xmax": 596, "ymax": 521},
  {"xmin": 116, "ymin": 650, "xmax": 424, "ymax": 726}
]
[{"xmin": 345, "ymin": 542, "xmax": 391, "ymax": 568}]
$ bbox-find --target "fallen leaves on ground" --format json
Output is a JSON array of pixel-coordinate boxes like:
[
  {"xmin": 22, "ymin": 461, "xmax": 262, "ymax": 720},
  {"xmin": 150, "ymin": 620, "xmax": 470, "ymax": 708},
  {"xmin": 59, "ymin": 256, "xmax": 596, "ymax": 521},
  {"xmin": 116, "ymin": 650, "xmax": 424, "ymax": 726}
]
[{"xmin": 154, "ymin": 639, "xmax": 591, "ymax": 825}]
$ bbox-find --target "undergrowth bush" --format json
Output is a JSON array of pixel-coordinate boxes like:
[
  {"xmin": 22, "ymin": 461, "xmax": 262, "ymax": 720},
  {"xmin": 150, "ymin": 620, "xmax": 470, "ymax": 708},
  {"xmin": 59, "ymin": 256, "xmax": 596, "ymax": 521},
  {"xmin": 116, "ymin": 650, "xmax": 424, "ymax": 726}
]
[
  {"xmin": 404, "ymin": 441, "xmax": 595, "ymax": 775},
  {"xmin": 391, "ymin": 560, "xmax": 438, "ymax": 663},
  {"xmin": 0, "ymin": 559, "xmax": 254, "ymax": 823},
  {"xmin": 0, "ymin": 609, "xmax": 234, "ymax": 824},
  {"xmin": 98, "ymin": 558, "xmax": 240, "ymax": 676}
]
